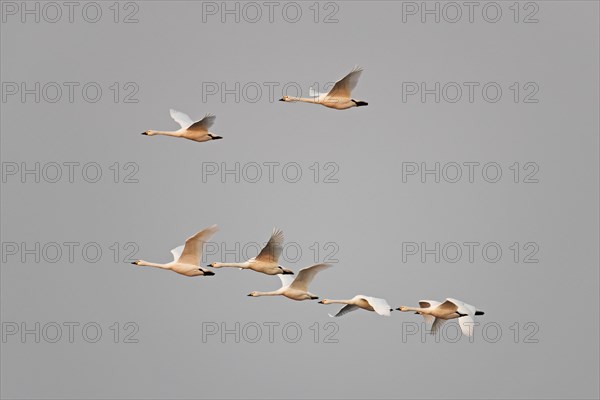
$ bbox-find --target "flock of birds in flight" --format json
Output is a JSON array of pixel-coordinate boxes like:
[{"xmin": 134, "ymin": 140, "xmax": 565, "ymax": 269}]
[{"xmin": 135, "ymin": 67, "xmax": 485, "ymax": 337}]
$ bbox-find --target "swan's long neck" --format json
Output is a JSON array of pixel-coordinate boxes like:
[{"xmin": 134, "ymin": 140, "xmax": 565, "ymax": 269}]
[
  {"xmin": 253, "ymin": 290, "xmax": 280, "ymax": 297},
  {"xmin": 214, "ymin": 262, "xmax": 249, "ymax": 269},
  {"xmin": 400, "ymin": 306, "xmax": 428, "ymax": 313},
  {"xmin": 288, "ymin": 96, "xmax": 319, "ymax": 104},
  {"xmin": 151, "ymin": 130, "xmax": 182, "ymax": 137},
  {"xmin": 326, "ymin": 299, "xmax": 352, "ymax": 305},
  {"xmin": 138, "ymin": 260, "xmax": 171, "ymax": 270}
]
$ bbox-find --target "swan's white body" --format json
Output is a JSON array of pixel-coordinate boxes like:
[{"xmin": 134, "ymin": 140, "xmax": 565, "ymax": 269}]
[
  {"xmin": 132, "ymin": 225, "xmax": 218, "ymax": 277},
  {"xmin": 319, "ymin": 295, "xmax": 392, "ymax": 317},
  {"xmin": 142, "ymin": 109, "xmax": 222, "ymax": 142},
  {"xmin": 247, "ymin": 263, "xmax": 332, "ymax": 301},
  {"xmin": 208, "ymin": 229, "xmax": 294, "ymax": 276},
  {"xmin": 279, "ymin": 67, "xmax": 368, "ymax": 110},
  {"xmin": 397, "ymin": 298, "xmax": 484, "ymax": 337}
]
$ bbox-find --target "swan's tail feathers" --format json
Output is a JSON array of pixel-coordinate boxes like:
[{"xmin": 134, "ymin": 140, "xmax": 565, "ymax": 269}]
[
  {"xmin": 475, "ymin": 310, "xmax": 485, "ymax": 316},
  {"xmin": 202, "ymin": 270, "xmax": 215, "ymax": 276}
]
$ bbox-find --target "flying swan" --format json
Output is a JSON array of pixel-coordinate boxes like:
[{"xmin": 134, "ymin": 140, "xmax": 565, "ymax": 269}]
[
  {"xmin": 397, "ymin": 298, "xmax": 485, "ymax": 337},
  {"xmin": 319, "ymin": 295, "xmax": 393, "ymax": 317},
  {"xmin": 279, "ymin": 67, "xmax": 368, "ymax": 110},
  {"xmin": 131, "ymin": 225, "xmax": 218, "ymax": 277},
  {"xmin": 247, "ymin": 263, "xmax": 332, "ymax": 301},
  {"xmin": 142, "ymin": 109, "xmax": 223, "ymax": 142}
]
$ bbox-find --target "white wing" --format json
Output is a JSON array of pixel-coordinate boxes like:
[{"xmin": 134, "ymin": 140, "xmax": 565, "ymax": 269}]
[
  {"xmin": 169, "ymin": 109, "xmax": 194, "ymax": 129},
  {"xmin": 458, "ymin": 315, "xmax": 476, "ymax": 337},
  {"xmin": 187, "ymin": 113, "xmax": 216, "ymax": 132},
  {"xmin": 277, "ymin": 274, "xmax": 295, "ymax": 288},
  {"xmin": 170, "ymin": 245, "xmax": 184, "ymax": 262},
  {"xmin": 357, "ymin": 295, "xmax": 392, "ymax": 316},
  {"xmin": 255, "ymin": 229, "xmax": 284, "ymax": 263},
  {"xmin": 289, "ymin": 263, "xmax": 332, "ymax": 291},
  {"xmin": 430, "ymin": 318, "xmax": 446, "ymax": 334},
  {"xmin": 447, "ymin": 298, "xmax": 477, "ymax": 316},
  {"xmin": 176, "ymin": 225, "xmax": 218, "ymax": 265},
  {"xmin": 421, "ymin": 314, "xmax": 436, "ymax": 326},
  {"xmin": 325, "ymin": 66, "xmax": 363, "ymax": 99},
  {"xmin": 330, "ymin": 304, "xmax": 359, "ymax": 318}
]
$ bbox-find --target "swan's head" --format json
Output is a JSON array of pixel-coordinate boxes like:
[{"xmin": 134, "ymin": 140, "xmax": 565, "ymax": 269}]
[
  {"xmin": 318, "ymin": 299, "xmax": 330, "ymax": 304},
  {"xmin": 131, "ymin": 260, "xmax": 142, "ymax": 265},
  {"xmin": 207, "ymin": 262, "xmax": 220, "ymax": 268},
  {"xmin": 396, "ymin": 306, "xmax": 409, "ymax": 312},
  {"xmin": 279, "ymin": 95, "xmax": 291, "ymax": 102},
  {"xmin": 141, "ymin": 130, "xmax": 155, "ymax": 136},
  {"xmin": 247, "ymin": 291, "xmax": 259, "ymax": 297}
]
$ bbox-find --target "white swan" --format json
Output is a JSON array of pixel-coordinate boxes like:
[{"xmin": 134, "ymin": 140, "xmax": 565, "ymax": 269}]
[
  {"xmin": 279, "ymin": 67, "xmax": 368, "ymax": 110},
  {"xmin": 131, "ymin": 225, "xmax": 218, "ymax": 277},
  {"xmin": 319, "ymin": 295, "xmax": 393, "ymax": 317},
  {"xmin": 208, "ymin": 229, "xmax": 294, "ymax": 275},
  {"xmin": 142, "ymin": 109, "xmax": 222, "ymax": 142},
  {"xmin": 397, "ymin": 298, "xmax": 485, "ymax": 337},
  {"xmin": 247, "ymin": 263, "xmax": 332, "ymax": 301}
]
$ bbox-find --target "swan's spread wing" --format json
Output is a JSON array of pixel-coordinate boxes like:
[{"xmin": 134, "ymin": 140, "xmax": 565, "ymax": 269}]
[
  {"xmin": 170, "ymin": 109, "xmax": 194, "ymax": 129},
  {"xmin": 170, "ymin": 245, "xmax": 184, "ymax": 262},
  {"xmin": 458, "ymin": 315, "xmax": 476, "ymax": 337},
  {"xmin": 430, "ymin": 318, "xmax": 446, "ymax": 334},
  {"xmin": 438, "ymin": 299, "xmax": 459, "ymax": 314},
  {"xmin": 421, "ymin": 314, "xmax": 436, "ymax": 326},
  {"xmin": 419, "ymin": 300, "xmax": 441, "ymax": 309},
  {"xmin": 290, "ymin": 263, "xmax": 332, "ymax": 291},
  {"xmin": 177, "ymin": 225, "xmax": 218, "ymax": 265},
  {"xmin": 358, "ymin": 295, "xmax": 391, "ymax": 316},
  {"xmin": 447, "ymin": 298, "xmax": 477, "ymax": 316},
  {"xmin": 330, "ymin": 304, "xmax": 359, "ymax": 318},
  {"xmin": 255, "ymin": 229, "xmax": 284, "ymax": 263},
  {"xmin": 187, "ymin": 114, "xmax": 216, "ymax": 132},
  {"xmin": 278, "ymin": 273, "xmax": 295, "ymax": 288},
  {"xmin": 325, "ymin": 67, "xmax": 363, "ymax": 99}
]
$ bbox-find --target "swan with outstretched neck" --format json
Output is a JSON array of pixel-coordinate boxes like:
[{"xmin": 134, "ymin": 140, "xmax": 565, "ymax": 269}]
[
  {"xmin": 319, "ymin": 295, "xmax": 393, "ymax": 317},
  {"xmin": 208, "ymin": 229, "xmax": 294, "ymax": 276},
  {"xmin": 397, "ymin": 298, "xmax": 485, "ymax": 336},
  {"xmin": 142, "ymin": 109, "xmax": 222, "ymax": 143},
  {"xmin": 247, "ymin": 263, "xmax": 332, "ymax": 301},
  {"xmin": 131, "ymin": 225, "xmax": 218, "ymax": 277},
  {"xmin": 279, "ymin": 66, "xmax": 368, "ymax": 110}
]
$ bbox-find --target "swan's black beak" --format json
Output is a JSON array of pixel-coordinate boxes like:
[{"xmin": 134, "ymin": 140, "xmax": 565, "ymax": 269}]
[
  {"xmin": 475, "ymin": 311, "xmax": 485, "ymax": 316},
  {"xmin": 278, "ymin": 98, "xmax": 285, "ymax": 101},
  {"xmin": 141, "ymin": 132, "xmax": 148, "ymax": 135},
  {"xmin": 206, "ymin": 264, "xmax": 212, "ymax": 268},
  {"xmin": 395, "ymin": 307, "xmax": 402, "ymax": 311},
  {"xmin": 318, "ymin": 300, "xmax": 324, "ymax": 304},
  {"xmin": 130, "ymin": 261, "xmax": 138, "ymax": 265},
  {"xmin": 247, "ymin": 293, "xmax": 253, "ymax": 297}
]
